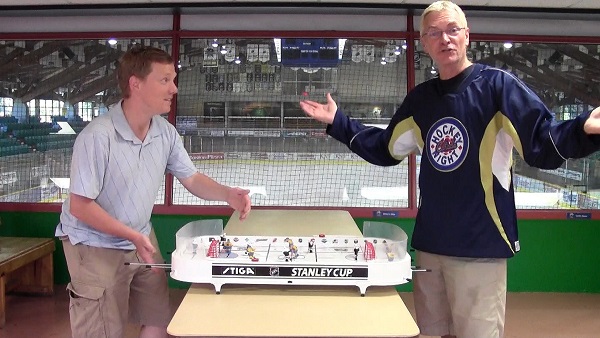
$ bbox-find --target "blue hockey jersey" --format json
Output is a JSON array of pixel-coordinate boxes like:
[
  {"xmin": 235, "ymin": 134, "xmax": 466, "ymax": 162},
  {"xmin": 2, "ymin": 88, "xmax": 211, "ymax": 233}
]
[{"xmin": 328, "ymin": 63, "xmax": 600, "ymax": 258}]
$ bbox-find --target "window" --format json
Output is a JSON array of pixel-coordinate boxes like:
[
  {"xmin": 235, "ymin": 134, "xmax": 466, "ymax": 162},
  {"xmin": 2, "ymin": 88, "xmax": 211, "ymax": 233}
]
[
  {"xmin": 0, "ymin": 97, "xmax": 13, "ymax": 117},
  {"xmin": 38, "ymin": 99, "xmax": 63, "ymax": 123},
  {"xmin": 78, "ymin": 102, "xmax": 94, "ymax": 122}
]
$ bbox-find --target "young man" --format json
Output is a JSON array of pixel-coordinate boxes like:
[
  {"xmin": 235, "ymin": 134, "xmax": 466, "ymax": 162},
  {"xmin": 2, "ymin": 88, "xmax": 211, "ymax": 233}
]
[
  {"xmin": 56, "ymin": 45, "xmax": 251, "ymax": 338},
  {"xmin": 299, "ymin": 1, "xmax": 600, "ymax": 337}
]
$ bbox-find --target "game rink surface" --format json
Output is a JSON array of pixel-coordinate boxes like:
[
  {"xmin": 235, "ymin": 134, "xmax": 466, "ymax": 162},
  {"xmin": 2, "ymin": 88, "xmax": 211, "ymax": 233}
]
[{"xmin": 216, "ymin": 240, "xmax": 396, "ymax": 264}]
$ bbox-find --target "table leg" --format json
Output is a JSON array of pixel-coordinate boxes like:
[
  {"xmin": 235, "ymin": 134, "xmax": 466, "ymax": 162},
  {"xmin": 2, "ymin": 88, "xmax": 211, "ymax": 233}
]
[
  {"xmin": 0, "ymin": 273, "xmax": 6, "ymax": 328},
  {"xmin": 37, "ymin": 253, "xmax": 54, "ymax": 295},
  {"xmin": 12, "ymin": 253, "xmax": 54, "ymax": 295}
]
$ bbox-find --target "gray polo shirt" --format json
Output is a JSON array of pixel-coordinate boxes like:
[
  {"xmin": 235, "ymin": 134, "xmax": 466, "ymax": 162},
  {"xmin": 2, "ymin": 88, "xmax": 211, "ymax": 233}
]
[{"xmin": 56, "ymin": 101, "xmax": 197, "ymax": 250}]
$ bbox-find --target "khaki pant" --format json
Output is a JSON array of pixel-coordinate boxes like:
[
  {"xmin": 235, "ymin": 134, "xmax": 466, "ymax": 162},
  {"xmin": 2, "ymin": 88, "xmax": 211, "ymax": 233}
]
[
  {"xmin": 62, "ymin": 230, "xmax": 170, "ymax": 338},
  {"xmin": 413, "ymin": 251, "xmax": 507, "ymax": 338}
]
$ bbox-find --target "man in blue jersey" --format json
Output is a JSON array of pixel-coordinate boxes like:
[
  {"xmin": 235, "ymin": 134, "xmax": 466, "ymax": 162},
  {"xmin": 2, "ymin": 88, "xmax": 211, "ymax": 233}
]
[
  {"xmin": 56, "ymin": 45, "xmax": 251, "ymax": 338},
  {"xmin": 300, "ymin": 1, "xmax": 600, "ymax": 337}
]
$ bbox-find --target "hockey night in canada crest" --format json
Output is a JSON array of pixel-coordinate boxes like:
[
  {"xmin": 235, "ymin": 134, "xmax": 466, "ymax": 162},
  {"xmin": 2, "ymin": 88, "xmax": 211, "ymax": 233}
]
[{"xmin": 426, "ymin": 117, "xmax": 469, "ymax": 172}]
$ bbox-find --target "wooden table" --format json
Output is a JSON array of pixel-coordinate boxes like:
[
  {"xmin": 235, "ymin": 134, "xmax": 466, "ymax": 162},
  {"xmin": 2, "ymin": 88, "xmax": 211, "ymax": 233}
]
[
  {"xmin": 168, "ymin": 210, "xmax": 419, "ymax": 337},
  {"xmin": 0, "ymin": 237, "xmax": 55, "ymax": 328}
]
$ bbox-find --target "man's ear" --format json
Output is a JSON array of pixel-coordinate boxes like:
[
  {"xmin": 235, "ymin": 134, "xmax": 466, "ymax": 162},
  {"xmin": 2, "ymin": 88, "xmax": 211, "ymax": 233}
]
[{"xmin": 128, "ymin": 75, "xmax": 140, "ymax": 93}]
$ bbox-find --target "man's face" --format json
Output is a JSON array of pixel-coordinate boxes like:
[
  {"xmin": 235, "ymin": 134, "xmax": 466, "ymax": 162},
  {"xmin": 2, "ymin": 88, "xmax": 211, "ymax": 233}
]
[
  {"xmin": 133, "ymin": 62, "xmax": 178, "ymax": 115},
  {"xmin": 421, "ymin": 9, "xmax": 470, "ymax": 71}
]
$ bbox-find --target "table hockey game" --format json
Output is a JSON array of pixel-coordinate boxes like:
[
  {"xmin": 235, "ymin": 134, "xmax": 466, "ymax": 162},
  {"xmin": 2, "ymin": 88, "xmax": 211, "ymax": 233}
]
[{"xmin": 170, "ymin": 217, "xmax": 411, "ymax": 296}]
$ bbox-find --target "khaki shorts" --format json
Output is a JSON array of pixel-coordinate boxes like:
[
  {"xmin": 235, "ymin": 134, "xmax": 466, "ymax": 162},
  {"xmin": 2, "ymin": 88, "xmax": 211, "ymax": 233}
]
[
  {"xmin": 62, "ymin": 229, "xmax": 170, "ymax": 338},
  {"xmin": 413, "ymin": 251, "xmax": 507, "ymax": 338}
]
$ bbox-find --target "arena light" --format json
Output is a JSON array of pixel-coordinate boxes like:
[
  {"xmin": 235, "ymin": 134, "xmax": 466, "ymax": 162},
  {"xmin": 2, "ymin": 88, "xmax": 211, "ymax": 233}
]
[
  {"xmin": 302, "ymin": 67, "xmax": 319, "ymax": 74},
  {"xmin": 273, "ymin": 38, "xmax": 281, "ymax": 62},
  {"xmin": 338, "ymin": 38, "xmax": 347, "ymax": 60}
]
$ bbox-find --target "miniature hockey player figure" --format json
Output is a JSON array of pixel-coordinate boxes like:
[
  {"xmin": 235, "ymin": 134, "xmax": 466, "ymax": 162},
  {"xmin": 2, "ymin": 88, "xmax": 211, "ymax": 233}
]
[
  {"xmin": 354, "ymin": 245, "xmax": 360, "ymax": 261},
  {"xmin": 384, "ymin": 242, "xmax": 395, "ymax": 261},
  {"xmin": 290, "ymin": 243, "xmax": 298, "ymax": 259},
  {"xmin": 308, "ymin": 238, "xmax": 315, "ymax": 253},
  {"xmin": 192, "ymin": 238, "xmax": 199, "ymax": 255},
  {"xmin": 285, "ymin": 238, "xmax": 298, "ymax": 259},
  {"xmin": 386, "ymin": 251, "xmax": 395, "ymax": 261},
  {"xmin": 246, "ymin": 244, "xmax": 258, "ymax": 262},
  {"xmin": 283, "ymin": 250, "xmax": 290, "ymax": 262},
  {"xmin": 223, "ymin": 239, "xmax": 233, "ymax": 257}
]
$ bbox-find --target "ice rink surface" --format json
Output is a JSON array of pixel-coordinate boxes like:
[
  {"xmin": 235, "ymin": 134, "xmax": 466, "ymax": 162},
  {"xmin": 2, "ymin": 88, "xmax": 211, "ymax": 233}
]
[{"xmin": 171, "ymin": 161, "xmax": 410, "ymax": 207}]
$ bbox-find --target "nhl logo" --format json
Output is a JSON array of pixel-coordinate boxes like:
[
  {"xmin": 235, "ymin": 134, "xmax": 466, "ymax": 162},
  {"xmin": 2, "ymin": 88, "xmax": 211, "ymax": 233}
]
[{"xmin": 426, "ymin": 117, "xmax": 469, "ymax": 172}]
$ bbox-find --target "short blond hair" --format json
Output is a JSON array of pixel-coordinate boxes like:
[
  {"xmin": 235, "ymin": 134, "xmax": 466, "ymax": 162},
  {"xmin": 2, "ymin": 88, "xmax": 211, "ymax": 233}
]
[{"xmin": 420, "ymin": 1, "xmax": 468, "ymax": 36}]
